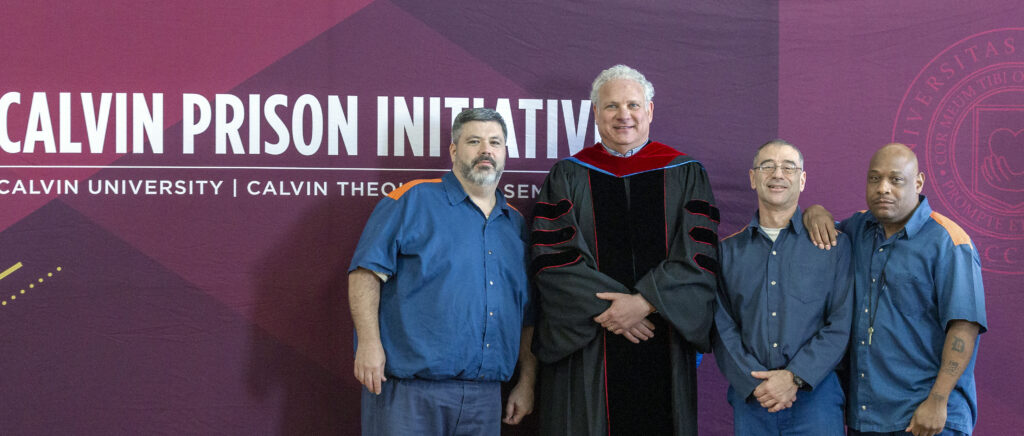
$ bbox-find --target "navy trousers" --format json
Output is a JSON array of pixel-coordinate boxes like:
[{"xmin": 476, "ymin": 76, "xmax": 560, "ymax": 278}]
[
  {"xmin": 727, "ymin": 371, "xmax": 846, "ymax": 436},
  {"xmin": 360, "ymin": 378, "xmax": 501, "ymax": 436},
  {"xmin": 849, "ymin": 429, "xmax": 967, "ymax": 436}
]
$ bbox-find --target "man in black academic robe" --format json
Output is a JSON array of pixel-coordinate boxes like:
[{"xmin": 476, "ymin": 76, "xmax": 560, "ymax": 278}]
[{"xmin": 531, "ymin": 65, "xmax": 719, "ymax": 436}]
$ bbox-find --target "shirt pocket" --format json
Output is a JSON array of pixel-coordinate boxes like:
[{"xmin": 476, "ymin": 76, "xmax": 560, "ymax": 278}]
[
  {"xmin": 886, "ymin": 269, "xmax": 933, "ymax": 319},
  {"xmin": 783, "ymin": 259, "xmax": 830, "ymax": 304}
]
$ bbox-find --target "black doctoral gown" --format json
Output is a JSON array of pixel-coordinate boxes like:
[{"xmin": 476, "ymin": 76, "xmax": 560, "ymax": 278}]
[{"xmin": 531, "ymin": 142, "xmax": 719, "ymax": 436}]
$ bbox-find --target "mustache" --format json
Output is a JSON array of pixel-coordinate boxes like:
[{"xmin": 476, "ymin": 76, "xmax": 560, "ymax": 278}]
[{"xmin": 472, "ymin": 156, "xmax": 497, "ymax": 168}]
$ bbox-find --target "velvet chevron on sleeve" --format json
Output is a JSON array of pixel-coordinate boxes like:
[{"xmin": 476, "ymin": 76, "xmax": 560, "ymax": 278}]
[{"xmin": 531, "ymin": 142, "xmax": 719, "ymax": 436}]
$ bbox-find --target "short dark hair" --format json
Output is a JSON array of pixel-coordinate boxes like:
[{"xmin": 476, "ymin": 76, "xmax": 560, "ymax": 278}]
[{"xmin": 451, "ymin": 108, "xmax": 507, "ymax": 143}]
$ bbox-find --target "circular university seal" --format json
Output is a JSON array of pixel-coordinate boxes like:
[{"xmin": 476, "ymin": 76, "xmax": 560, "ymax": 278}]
[{"xmin": 893, "ymin": 28, "xmax": 1024, "ymax": 274}]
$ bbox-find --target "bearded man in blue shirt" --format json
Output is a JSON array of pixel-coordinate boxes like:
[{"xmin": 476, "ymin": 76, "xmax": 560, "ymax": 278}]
[
  {"xmin": 713, "ymin": 139, "xmax": 853, "ymax": 435},
  {"xmin": 347, "ymin": 108, "xmax": 536, "ymax": 435},
  {"xmin": 805, "ymin": 143, "xmax": 987, "ymax": 436}
]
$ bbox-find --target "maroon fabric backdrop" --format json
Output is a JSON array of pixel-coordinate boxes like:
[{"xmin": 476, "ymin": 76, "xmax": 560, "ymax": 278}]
[{"xmin": 0, "ymin": 1, "xmax": 1019, "ymax": 434}]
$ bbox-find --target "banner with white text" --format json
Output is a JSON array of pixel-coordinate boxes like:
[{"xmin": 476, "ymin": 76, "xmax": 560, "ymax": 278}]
[{"xmin": 0, "ymin": 1, "xmax": 1019, "ymax": 434}]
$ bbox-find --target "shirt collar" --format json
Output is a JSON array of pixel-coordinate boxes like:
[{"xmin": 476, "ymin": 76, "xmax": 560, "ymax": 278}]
[
  {"xmin": 441, "ymin": 171, "xmax": 510, "ymax": 216},
  {"xmin": 865, "ymin": 194, "xmax": 931, "ymax": 239},
  {"xmin": 747, "ymin": 207, "xmax": 804, "ymax": 238},
  {"xmin": 601, "ymin": 140, "xmax": 651, "ymax": 157}
]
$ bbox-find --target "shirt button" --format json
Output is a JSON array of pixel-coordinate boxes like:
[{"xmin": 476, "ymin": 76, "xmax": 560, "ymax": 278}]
[
  {"xmin": 861, "ymin": 341, "xmax": 866, "ymax": 345},
  {"xmin": 860, "ymin": 373, "xmax": 865, "ymax": 378},
  {"xmin": 772, "ymin": 343, "xmax": 778, "ymax": 348},
  {"xmin": 489, "ymin": 280, "xmax": 494, "ymax": 285},
  {"xmin": 864, "ymin": 308, "xmax": 869, "ymax": 313},
  {"xmin": 871, "ymin": 277, "xmax": 876, "ymax": 283},
  {"xmin": 489, "ymin": 312, "xmax": 494, "ymax": 316},
  {"xmin": 861, "ymin": 405, "xmax": 867, "ymax": 410},
  {"xmin": 488, "ymin": 250, "xmax": 493, "ymax": 255},
  {"xmin": 771, "ymin": 312, "xmax": 777, "ymax": 317},
  {"xmin": 770, "ymin": 281, "xmax": 777, "ymax": 286},
  {"xmin": 878, "ymin": 248, "xmax": 884, "ymax": 252},
  {"xmin": 772, "ymin": 250, "xmax": 777, "ymax": 255},
  {"xmin": 486, "ymin": 343, "xmax": 490, "ymax": 348}
]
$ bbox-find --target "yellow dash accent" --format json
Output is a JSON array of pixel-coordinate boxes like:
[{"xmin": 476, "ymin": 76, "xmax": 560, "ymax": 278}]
[
  {"xmin": 29, "ymin": 284, "xmax": 34, "ymax": 289},
  {"xmin": 38, "ymin": 278, "xmax": 43, "ymax": 283},
  {"xmin": 57, "ymin": 266, "xmax": 62, "ymax": 271},
  {"xmin": 0, "ymin": 262, "xmax": 23, "ymax": 281},
  {"xmin": 386, "ymin": 179, "xmax": 443, "ymax": 200},
  {"xmin": 2, "ymin": 301, "xmax": 6, "ymax": 306},
  {"xmin": 10, "ymin": 295, "xmax": 15, "ymax": 300},
  {"xmin": 47, "ymin": 273, "xmax": 53, "ymax": 277},
  {"xmin": 20, "ymin": 290, "xmax": 25, "ymax": 294},
  {"xmin": 930, "ymin": 212, "xmax": 972, "ymax": 246}
]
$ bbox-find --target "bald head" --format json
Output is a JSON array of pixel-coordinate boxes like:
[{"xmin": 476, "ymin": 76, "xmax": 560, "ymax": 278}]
[
  {"xmin": 866, "ymin": 143, "xmax": 925, "ymax": 236},
  {"xmin": 870, "ymin": 143, "xmax": 919, "ymax": 173}
]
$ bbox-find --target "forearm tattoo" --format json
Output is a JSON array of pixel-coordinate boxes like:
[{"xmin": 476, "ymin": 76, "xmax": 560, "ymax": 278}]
[
  {"xmin": 942, "ymin": 360, "xmax": 960, "ymax": 376},
  {"xmin": 952, "ymin": 336, "xmax": 965, "ymax": 353}
]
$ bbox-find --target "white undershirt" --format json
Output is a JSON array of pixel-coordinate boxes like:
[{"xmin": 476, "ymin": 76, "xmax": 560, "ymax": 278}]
[{"xmin": 761, "ymin": 227, "xmax": 782, "ymax": 242}]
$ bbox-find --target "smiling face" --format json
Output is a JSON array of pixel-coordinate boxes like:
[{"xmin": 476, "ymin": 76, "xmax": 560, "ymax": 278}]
[
  {"xmin": 750, "ymin": 143, "xmax": 805, "ymax": 212},
  {"xmin": 594, "ymin": 78, "xmax": 653, "ymax": 154},
  {"xmin": 866, "ymin": 144, "xmax": 924, "ymax": 234},
  {"xmin": 450, "ymin": 120, "xmax": 506, "ymax": 187}
]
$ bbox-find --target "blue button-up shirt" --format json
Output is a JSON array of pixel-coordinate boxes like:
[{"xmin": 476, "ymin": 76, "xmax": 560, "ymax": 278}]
[
  {"xmin": 601, "ymin": 140, "xmax": 650, "ymax": 157},
  {"xmin": 713, "ymin": 208, "xmax": 853, "ymax": 399},
  {"xmin": 348, "ymin": 171, "xmax": 531, "ymax": 382},
  {"xmin": 841, "ymin": 196, "xmax": 987, "ymax": 434}
]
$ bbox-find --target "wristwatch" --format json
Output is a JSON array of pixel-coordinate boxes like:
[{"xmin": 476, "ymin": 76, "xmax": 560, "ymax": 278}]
[{"xmin": 792, "ymin": 374, "xmax": 807, "ymax": 389}]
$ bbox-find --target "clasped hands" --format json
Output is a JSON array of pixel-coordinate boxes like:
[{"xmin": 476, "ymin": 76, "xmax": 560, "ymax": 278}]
[
  {"xmin": 593, "ymin": 292, "xmax": 656, "ymax": 344},
  {"xmin": 750, "ymin": 369, "xmax": 799, "ymax": 412}
]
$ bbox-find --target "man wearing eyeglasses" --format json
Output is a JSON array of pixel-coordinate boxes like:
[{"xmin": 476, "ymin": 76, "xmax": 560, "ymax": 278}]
[
  {"xmin": 804, "ymin": 143, "xmax": 987, "ymax": 436},
  {"xmin": 712, "ymin": 139, "xmax": 853, "ymax": 435}
]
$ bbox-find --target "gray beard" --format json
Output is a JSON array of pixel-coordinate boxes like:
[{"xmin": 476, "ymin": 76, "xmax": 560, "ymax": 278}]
[{"xmin": 459, "ymin": 158, "xmax": 503, "ymax": 186}]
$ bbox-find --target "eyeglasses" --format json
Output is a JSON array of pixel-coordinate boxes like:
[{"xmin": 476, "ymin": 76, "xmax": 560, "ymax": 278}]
[{"xmin": 752, "ymin": 164, "xmax": 802, "ymax": 175}]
